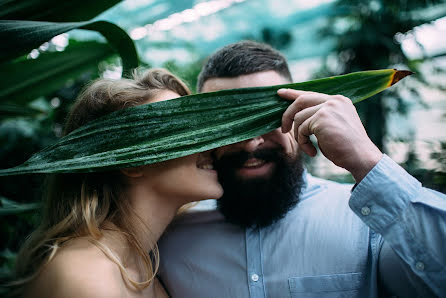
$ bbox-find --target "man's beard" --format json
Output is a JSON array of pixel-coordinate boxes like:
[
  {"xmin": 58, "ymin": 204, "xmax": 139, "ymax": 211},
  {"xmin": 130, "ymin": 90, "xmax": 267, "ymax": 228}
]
[{"xmin": 214, "ymin": 148, "xmax": 305, "ymax": 228}]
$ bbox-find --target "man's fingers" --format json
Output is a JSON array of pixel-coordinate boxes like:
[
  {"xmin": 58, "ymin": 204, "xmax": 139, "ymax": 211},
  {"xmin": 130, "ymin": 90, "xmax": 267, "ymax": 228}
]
[
  {"xmin": 277, "ymin": 88, "xmax": 303, "ymax": 100},
  {"xmin": 280, "ymin": 91, "xmax": 331, "ymax": 133},
  {"xmin": 277, "ymin": 89, "xmax": 320, "ymax": 99},
  {"xmin": 296, "ymin": 115, "xmax": 317, "ymax": 157},
  {"xmin": 282, "ymin": 104, "xmax": 322, "ymax": 133}
]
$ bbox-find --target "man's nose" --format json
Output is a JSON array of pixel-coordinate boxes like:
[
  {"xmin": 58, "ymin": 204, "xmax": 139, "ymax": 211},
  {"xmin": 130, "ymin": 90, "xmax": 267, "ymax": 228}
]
[{"xmin": 238, "ymin": 136, "xmax": 264, "ymax": 152}]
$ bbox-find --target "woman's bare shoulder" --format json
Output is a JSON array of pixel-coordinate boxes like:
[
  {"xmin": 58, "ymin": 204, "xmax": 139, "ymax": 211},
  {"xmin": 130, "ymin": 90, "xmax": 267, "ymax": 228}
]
[{"xmin": 23, "ymin": 238, "xmax": 123, "ymax": 298}]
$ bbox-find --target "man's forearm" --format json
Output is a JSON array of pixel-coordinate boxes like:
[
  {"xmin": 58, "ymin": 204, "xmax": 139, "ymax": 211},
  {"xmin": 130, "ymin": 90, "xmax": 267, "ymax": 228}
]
[{"xmin": 349, "ymin": 154, "xmax": 446, "ymax": 296}]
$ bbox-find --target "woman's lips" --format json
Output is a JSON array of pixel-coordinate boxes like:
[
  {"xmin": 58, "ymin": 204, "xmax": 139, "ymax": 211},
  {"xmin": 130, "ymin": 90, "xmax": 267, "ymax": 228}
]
[
  {"xmin": 196, "ymin": 150, "xmax": 216, "ymax": 172},
  {"xmin": 196, "ymin": 154, "xmax": 214, "ymax": 170},
  {"xmin": 196, "ymin": 158, "xmax": 218, "ymax": 177}
]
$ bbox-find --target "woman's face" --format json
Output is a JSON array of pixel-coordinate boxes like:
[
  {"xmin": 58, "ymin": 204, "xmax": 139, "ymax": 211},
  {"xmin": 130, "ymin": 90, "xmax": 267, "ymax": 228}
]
[{"xmin": 136, "ymin": 90, "xmax": 223, "ymax": 204}]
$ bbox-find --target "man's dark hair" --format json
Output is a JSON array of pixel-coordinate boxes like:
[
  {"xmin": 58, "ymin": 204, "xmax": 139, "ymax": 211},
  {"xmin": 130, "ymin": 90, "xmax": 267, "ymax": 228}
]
[{"xmin": 197, "ymin": 40, "xmax": 292, "ymax": 92}]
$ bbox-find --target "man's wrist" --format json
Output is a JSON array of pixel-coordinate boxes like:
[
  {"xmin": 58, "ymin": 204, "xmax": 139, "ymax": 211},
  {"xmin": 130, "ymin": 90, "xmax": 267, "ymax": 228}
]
[{"xmin": 349, "ymin": 150, "xmax": 383, "ymax": 183}]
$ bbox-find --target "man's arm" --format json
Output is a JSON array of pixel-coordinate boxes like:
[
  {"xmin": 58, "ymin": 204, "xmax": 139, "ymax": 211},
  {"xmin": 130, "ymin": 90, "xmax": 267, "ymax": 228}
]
[
  {"xmin": 379, "ymin": 241, "xmax": 437, "ymax": 297},
  {"xmin": 349, "ymin": 154, "xmax": 446, "ymax": 296},
  {"xmin": 278, "ymin": 88, "xmax": 446, "ymax": 296}
]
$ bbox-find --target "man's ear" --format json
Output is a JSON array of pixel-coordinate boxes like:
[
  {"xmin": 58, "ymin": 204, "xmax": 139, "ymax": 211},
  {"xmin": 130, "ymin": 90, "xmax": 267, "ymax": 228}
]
[{"xmin": 120, "ymin": 167, "xmax": 144, "ymax": 178}]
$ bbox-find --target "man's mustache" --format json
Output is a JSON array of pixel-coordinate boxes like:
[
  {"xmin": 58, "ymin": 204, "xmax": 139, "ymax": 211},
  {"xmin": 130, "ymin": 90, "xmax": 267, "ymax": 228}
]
[{"xmin": 214, "ymin": 148, "xmax": 284, "ymax": 169}]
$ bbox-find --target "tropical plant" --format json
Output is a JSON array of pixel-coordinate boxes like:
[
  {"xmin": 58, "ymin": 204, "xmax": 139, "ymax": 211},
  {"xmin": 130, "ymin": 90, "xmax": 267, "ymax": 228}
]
[
  {"xmin": 0, "ymin": 0, "xmax": 418, "ymax": 292},
  {"xmin": 317, "ymin": 0, "xmax": 446, "ymax": 150},
  {"xmin": 0, "ymin": 0, "xmax": 138, "ymax": 290},
  {"xmin": 0, "ymin": 2, "xmax": 138, "ymax": 108},
  {"xmin": 0, "ymin": 69, "xmax": 411, "ymax": 176},
  {"xmin": 401, "ymin": 140, "xmax": 446, "ymax": 193}
]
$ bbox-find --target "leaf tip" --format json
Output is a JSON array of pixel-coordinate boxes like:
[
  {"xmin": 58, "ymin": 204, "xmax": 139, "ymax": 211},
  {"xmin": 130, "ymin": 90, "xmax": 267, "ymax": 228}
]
[{"xmin": 390, "ymin": 69, "xmax": 414, "ymax": 86}]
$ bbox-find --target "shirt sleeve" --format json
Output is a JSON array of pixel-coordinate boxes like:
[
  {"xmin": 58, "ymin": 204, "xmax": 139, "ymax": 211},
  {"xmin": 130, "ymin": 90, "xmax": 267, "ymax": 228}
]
[{"xmin": 349, "ymin": 154, "xmax": 446, "ymax": 296}]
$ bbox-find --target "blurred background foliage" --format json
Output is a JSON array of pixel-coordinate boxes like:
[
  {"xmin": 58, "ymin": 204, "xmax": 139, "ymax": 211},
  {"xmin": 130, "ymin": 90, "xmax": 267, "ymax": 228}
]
[{"xmin": 1, "ymin": 0, "xmax": 446, "ymax": 290}]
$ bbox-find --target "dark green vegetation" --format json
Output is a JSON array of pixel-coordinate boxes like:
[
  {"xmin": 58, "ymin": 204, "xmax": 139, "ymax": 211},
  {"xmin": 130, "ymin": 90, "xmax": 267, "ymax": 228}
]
[
  {"xmin": 0, "ymin": 0, "xmax": 445, "ymax": 293},
  {"xmin": 0, "ymin": 69, "xmax": 409, "ymax": 175},
  {"xmin": 0, "ymin": 0, "xmax": 138, "ymax": 290},
  {"xmin": 315, "ymin": 0, "xmax": 446, "ymax": 188}
]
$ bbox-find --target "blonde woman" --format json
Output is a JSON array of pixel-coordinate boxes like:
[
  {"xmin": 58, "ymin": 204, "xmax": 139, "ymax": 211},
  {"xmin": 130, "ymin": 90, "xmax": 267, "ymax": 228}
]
[{"xmin": 12, "ymin": 69, "xmax": 223, "ymax": 297}]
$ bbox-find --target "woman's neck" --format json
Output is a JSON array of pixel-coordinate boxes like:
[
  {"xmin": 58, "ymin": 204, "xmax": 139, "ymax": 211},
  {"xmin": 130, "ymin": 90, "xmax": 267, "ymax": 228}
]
[{"xmin": 124, "ymin": 182, "xmax": 181, "ymax": 251}]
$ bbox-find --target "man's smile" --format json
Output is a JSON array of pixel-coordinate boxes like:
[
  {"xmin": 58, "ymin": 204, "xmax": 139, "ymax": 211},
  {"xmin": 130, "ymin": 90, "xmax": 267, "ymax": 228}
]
[{"xmin": 236, "ymin": 158, "xmax": 274, "ymax": 178}]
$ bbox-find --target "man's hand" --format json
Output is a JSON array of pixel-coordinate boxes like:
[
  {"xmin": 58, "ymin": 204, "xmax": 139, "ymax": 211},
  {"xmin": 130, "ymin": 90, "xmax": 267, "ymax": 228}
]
[{"xmin": 278, "ymin": 89, "xmax": 382, "ymax": 182}]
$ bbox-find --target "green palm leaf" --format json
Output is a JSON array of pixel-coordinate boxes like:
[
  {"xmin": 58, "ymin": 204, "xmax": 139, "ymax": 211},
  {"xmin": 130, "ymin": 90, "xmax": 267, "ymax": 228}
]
[
  {"xmin": 0, "ymin": 197, "xmax": 40, "ymax": 216},
  {"xmin": 0, "ymin": 41, "xmax": 114, "ymax": 104},
  {"xmin": 0, "ymin": 69, "xmax": 412, "ymax": 176},
  {"xmin": 0, "ymin": 0, "xmax": 122, "ymax": 22},
  {"xmin": 0, "ymin": 102, "xmax": 46, "ymax": 118},
  {"xmin": 0, "ymin": 20, "xmax": 138, "ymax": 74}
]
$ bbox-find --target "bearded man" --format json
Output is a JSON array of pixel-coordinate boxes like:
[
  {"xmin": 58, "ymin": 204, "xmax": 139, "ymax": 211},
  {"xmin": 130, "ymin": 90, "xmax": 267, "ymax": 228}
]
[{"xmin": 158, "ymin": 41, "xmax": 446, "ymax": 297}]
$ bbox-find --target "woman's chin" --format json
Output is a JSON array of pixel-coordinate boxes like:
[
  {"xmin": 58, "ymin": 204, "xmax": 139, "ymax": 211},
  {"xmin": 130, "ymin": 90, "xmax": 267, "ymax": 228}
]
[
  {"xmin": 209, "ymin": 188, "xmax": 224, "ymax": 200},
  {"xmin": 198, "ymin": 187, "xmax": 224, "ymax": 201},
  {"xmin": 196, "ymin": 168, "xmax": 223, "ymax": 200}
]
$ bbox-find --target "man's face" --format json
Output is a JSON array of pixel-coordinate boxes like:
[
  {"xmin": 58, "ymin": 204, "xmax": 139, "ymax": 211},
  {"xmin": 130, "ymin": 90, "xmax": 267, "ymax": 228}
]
[
  {"xmin": 202, "ymin": 71, "xmax": 304, "ymax": 228},
  {"xmin": 202, "ymin": 70, "xmax": 298, "ymax": 179}
]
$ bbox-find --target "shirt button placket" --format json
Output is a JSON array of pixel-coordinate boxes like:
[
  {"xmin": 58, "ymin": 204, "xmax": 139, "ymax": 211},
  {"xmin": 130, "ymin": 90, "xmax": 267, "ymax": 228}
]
[
  {"xmin": 251, "ymin": 273, "xmax": 259, "ymax": 282},
  {"xmin": 246, "ymin": 227, "xmax": 266, "ymax": 298}
]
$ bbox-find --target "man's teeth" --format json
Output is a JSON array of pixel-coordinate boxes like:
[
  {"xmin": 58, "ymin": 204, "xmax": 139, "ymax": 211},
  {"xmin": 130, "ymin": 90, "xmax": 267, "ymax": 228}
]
[
  {"xmin": 199, "ymin": 164, "xmax": 214, "ymax": 170},
  {"xmin": 243, "ymin": 159, "xmax": 265, "ymax": 167}
]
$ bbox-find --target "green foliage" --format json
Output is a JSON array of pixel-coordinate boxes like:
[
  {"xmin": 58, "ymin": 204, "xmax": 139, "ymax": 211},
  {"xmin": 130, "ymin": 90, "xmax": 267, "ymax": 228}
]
[
  {"xmin": 0, "ymin": 20, "xmax": 138, "ymax": 73},
  {"xmin": 401, "ymin": 140, "xmax": 446, "ymax": 193},
  {"xmin": 0, "ymin": 197, "xmax": 40, "ymax": 216},
  {"xmin": 0, "ymin": 0, "xmax": 138, "ymax": 290},
  {"xmin": 243, "ymin": 26, "xmax": 293, "ymax": 52},
  {"xmin": 1, "ymin": 0, "xmax": 443, "ymax": 292},
  {"xmin": 316, "ymin": 0, "xmax": 446, "ymax": 193},
  {"xmin": 0, "ymin": 41, "xmax": 114, "ymax": 106},
  {"xmin": 318, "ymin": 0, "xmax": 446, "ymax": 150},
  {"xmin": 164, "ymin": 59, "xmax": 203, "ymax": 94},
  {"xmin": 0, "ymin": 70, "xmax": 409, "ymax": 175},
  {"xmin": 0, "ymin": 0, "xmax": 121, "ymax": 22}
]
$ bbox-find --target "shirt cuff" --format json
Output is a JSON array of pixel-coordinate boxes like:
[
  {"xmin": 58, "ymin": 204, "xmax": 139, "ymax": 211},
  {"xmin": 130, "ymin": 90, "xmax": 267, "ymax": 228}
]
[{"xmin": 349, "ymin": 154, "xmax": 422, "ymax": 234}]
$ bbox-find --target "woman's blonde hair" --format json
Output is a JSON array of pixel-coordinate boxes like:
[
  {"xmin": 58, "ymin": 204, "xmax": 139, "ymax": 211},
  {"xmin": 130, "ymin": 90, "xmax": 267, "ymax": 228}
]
[{"xmin": 13, "ymin": 68, "xmax": 191, "ymax": 293}]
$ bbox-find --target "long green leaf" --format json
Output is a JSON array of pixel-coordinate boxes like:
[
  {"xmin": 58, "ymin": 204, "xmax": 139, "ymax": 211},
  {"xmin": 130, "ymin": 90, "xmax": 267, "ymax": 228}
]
[
  {"xmin": 0, "ymin": 0, "xmax": 121, "ymax": 22},
  {"xmin": 0, "ymin": 197, "xmax": 40, "ymax": 215},
  {"xmin": 0, "ymin": 102, "xmax": 45, "ymax": 118},
  {"xmin": 0, "ymin": 69, "xmax": 412, "ymax": 176},
  {"xmin": 0, "ymin": 20, "xmax": 138, "ymax": 74},
  {"xmin": 0, "ymin": 41, "xmax": 114, "ymax": 104}
]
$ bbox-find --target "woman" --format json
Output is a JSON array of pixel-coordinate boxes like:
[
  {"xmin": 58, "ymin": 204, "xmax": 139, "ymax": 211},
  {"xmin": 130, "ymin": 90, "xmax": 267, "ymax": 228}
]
[{"xmin": 12, "ymin": 69, "xmax": 223, "ymax": 297}]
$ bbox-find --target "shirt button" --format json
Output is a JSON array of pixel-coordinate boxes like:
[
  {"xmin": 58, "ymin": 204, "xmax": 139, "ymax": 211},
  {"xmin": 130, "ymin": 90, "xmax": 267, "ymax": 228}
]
[
  {"xmin": 415, "ymin": 261, "xmax": 425, "ymax": 271},
  {"xmin": 361, "ymin": 206, "xmax": 371, "ymax": 216},
  {"xmin": 251, "ymin": 273, "xmax": 259, "ymax": 282}
]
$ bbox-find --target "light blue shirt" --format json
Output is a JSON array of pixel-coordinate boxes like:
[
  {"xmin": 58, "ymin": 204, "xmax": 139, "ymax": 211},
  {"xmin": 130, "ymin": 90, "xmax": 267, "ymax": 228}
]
[{"xmin": 158, "ymin": 155, "xmax": 446, "ymax": 297}]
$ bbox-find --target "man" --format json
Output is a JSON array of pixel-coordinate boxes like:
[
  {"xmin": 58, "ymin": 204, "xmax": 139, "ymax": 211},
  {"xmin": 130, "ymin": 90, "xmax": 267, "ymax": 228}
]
[{"xmin": 158, "ymin": 41, "xmax": 446, "ymax": 297}]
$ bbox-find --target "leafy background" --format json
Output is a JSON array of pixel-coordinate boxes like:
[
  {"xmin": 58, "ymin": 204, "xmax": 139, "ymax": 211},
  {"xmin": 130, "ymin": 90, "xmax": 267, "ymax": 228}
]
[{"xmin": 1, "ymin": 0, "xmax": 445, "ymax": 291}]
